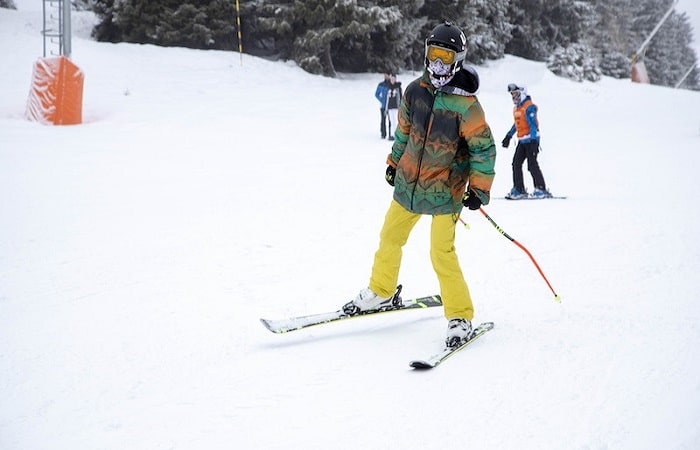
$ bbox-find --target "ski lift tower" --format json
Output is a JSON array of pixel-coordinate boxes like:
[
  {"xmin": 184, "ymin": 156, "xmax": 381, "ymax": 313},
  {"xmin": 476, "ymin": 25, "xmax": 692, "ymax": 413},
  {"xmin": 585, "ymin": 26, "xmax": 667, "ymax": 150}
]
[
  {"xmin": 42, "ymin": 0, "xmax": 72, "ymax": 58},
  {"xmin": 26, "ymin": 0, "xmax": 83, "ymax": 125},
  {"xmin": 631, "ymin": 0, "xmax": 678, "ymax": 83}
]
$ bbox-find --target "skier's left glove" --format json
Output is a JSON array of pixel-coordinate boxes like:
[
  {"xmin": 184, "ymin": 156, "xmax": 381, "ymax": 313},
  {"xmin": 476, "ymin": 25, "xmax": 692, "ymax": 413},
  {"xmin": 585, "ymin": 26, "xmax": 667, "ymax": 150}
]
[{"xmin": 461, "ymin": 189, "xmax": 482, "ymax": 210}]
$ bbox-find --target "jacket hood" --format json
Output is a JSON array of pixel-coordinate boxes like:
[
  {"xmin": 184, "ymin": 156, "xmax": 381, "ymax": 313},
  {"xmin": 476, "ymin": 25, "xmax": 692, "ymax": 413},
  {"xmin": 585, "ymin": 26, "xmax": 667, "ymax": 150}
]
[
  {"xmin": 443, "ymin": 64, "xmax": 480, "ymax": 96},
  {"xmin": 517, "ymin": 95, "xmax": 532, "ymax": 106}
]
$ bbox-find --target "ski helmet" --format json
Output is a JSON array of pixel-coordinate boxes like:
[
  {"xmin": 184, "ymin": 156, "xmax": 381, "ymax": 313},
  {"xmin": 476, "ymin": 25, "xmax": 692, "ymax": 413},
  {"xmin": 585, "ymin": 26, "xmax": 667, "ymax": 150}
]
[
  {"xmin": 425, "ymin": 21, "xmax": 467, "ymax": 87},
  {"xmin": 507, "ymin": 83, "xmax": 527, "ymax": 104}
]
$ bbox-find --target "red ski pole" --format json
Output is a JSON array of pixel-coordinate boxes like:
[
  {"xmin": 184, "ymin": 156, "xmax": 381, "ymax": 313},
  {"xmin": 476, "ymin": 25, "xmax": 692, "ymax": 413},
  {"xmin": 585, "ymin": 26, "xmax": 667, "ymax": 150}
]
[{"xmin": 462, "ymin": 208, "xmax": 561, "ymax": 302}]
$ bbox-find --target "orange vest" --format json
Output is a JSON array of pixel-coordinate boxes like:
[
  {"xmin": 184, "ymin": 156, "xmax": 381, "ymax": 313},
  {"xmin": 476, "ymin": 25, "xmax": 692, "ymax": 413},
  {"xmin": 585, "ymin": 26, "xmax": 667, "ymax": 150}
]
[{"xmin": 513, "ymin": 98, "xmax": 538, "ymax": 139}]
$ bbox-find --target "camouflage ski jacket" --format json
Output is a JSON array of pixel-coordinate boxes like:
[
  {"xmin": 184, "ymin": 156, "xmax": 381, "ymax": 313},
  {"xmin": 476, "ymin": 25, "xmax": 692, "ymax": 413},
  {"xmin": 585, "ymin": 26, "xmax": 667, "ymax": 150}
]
[{"xmin": 387, "ymin": 69, "xmax": 496, "ymax": 215}]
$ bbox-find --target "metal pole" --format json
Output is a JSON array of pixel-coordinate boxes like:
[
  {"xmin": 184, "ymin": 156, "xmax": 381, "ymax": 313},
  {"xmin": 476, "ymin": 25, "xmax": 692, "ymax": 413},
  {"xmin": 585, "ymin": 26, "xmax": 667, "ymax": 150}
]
[
  {"xmin": 42, "ymin": 0, "xmax": 47, "ymax": 57},
  {"xmin": 235, "ymin": 0, "xmax": 243, "ymax": 65},
  {"xmin": 62, "ymin": 0, "xmax": 72, "ymax": 58},
  {"xmin": 674, "ymin": 64, "xmax": 695, "ymax": 88},
  {"xmin": 634, "ymin": 0, "xmax": 678, "ymax": 58}
]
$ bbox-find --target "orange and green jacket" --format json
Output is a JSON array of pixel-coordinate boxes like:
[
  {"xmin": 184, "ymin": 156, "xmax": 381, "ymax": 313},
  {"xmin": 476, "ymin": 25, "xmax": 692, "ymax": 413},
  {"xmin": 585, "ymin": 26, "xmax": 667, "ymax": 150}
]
[{"xmin": 387, "ymin": 70, "xmax": 496, "ymax": 215}]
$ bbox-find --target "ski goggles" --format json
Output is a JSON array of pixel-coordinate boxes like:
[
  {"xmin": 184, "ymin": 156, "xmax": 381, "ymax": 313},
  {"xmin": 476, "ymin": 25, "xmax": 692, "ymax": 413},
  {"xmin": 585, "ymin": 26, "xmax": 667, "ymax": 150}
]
[{"xmin": 426, "ymin": 44, "xmax": 458, "ymax": 65}]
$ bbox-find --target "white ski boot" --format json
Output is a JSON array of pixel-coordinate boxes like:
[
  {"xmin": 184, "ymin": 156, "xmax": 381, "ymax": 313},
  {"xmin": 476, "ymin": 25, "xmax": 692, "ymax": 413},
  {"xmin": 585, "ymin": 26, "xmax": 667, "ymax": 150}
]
[{"xmin": 445, "ymin": 318, "xmax": 472, "ymax": 348}]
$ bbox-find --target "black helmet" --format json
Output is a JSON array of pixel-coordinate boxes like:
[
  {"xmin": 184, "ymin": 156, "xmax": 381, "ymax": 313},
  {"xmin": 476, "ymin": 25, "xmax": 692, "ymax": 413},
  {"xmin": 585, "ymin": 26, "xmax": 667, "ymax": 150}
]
[{"xmin": 424, "ymin": 21, "xmax": 467, "ymax": 83}]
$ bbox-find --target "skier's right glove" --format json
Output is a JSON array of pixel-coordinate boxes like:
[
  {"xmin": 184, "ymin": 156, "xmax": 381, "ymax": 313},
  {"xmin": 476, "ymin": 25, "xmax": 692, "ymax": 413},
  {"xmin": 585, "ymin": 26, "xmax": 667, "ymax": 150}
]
[
  {"xmin": 385, "ymin": 165, "xmax": 396, "ymax": 186},
  {"xmin": 501, "ymin": 135, "xmax": 511, "ymax": 148}
]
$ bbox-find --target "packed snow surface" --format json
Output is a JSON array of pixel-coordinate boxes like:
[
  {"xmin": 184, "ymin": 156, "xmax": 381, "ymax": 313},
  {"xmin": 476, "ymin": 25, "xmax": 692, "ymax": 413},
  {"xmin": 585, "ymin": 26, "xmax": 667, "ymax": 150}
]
[{"xmin": 2, "ymin": 2, "xmax": 700, "ymax": 449}]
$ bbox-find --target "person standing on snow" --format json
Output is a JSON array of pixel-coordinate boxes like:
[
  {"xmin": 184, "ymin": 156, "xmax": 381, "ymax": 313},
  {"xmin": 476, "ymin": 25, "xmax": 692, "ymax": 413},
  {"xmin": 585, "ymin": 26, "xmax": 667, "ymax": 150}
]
[
  {"xmin": 374, "ymin": 73, "xmax": 391, "ymax": 139},
  {"xmin": 343, "ymin": 21, "xmax": 497, "ymax": 348},
  {"xmin": 502, "ymin": 83, "xmax": 551, "ymax": 199},
  {"xmin": 385, "ymin": 74, "xmax": 403, "ymax": 140}
]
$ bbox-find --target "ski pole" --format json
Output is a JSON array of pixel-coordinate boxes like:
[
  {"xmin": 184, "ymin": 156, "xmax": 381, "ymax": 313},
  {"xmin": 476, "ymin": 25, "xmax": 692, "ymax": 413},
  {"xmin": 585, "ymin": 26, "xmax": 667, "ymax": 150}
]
[{"xmin": 474, "ymin": 207, "xmax": 561, "ymax": 302}]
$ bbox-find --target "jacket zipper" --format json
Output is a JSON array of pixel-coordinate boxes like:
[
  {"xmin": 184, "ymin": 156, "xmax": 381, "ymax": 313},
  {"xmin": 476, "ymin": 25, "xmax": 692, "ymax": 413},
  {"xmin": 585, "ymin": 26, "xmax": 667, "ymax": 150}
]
[{"xmin": 410, "ymin": 89, "xmax": 438, "ymax": 211}]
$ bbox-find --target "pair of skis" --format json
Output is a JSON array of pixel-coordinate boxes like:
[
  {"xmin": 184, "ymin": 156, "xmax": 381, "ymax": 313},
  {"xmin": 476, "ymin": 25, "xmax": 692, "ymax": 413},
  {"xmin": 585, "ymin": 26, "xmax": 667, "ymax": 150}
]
[
  {"xmin": 260, "ymin": 287, "xmax": 493, "ymax": 369},
  {"xmin": 502, "ymin": 194, "xmax": 567, "ymax": 200}
]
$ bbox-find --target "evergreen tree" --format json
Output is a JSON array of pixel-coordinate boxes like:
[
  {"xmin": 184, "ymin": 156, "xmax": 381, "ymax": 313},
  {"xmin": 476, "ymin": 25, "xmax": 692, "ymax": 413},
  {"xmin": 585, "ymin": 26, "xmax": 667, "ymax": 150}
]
[
  {"xmin": 291, "ymin": 0, "xmax": 374, "ymax": 76},
  {"xmin": 506, "ymin": 0, "xmax": 596, "ymax": 62},
  {"xmin": 362, "ymin": 1, "xmax": 426, "ymax": 73},
  {"xmin": 255, "ymin": 0, "xmax": 422, "ymax": 76},
  {"xmin": 92, "ymin": 0, "xmax": 120, "ymax": 42},
  {"xmin": 630, "ymin": 0, "xmax": 697, "ymax": 88},
  {"xmin": 92, "ymin": 0, "xmax": 236, "ymax": 50},
  {"xmin": 506, "ymin": 0, "xmax": 560, "ymax": 61},
  {"xmin": 0, "ymin": 0, "xmax": 16, "ymax": 9},
  {"xmin": 546, "ymin": 43, "xmax": 602, "ymax": 82},
  {"xmin": 460, "ymin": 0, "xmax": 512, "ymax": 64},
  {"xmin": 74, "ymin": 0, "xmax": 94, "ymax": 11},
  {"xmin": 85, "ymin": 0, "xmax": 698, "ymax": 89},
  {"xmin": 587, "ymin": 0, "xmax": 636, "ymax": 79}
]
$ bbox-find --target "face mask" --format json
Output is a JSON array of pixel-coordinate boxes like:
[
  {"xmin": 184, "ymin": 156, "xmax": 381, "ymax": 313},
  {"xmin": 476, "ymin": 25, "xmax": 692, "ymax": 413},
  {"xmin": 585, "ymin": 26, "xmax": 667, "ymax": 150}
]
[
  {"xmin": 429, "ymin": 73, "xmax": 454, "ymax": 88},
  {"xmin": 511, "ymin": 91, "xmax": 521, "ymax": 104}
]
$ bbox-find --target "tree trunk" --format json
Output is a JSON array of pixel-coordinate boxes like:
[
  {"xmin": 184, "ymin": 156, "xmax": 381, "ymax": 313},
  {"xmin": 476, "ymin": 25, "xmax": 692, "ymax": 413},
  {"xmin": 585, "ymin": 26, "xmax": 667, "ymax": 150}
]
[{"xmin": 322, "ymin": 45, "xmax": 337, "ymax": 77}]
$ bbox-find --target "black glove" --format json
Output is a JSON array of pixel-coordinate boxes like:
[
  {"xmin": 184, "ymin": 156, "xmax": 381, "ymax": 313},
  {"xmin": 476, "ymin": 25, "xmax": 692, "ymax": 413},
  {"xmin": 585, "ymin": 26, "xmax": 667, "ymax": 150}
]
[
  {"xmin": 462, "ymin": 190, "xmax": 482, "ymax": 210},
  {"xmin": 501, "ymin": 135, "xmax": 511, "ymax": 148},
  {"xmin": 385, "ymin": 165, "xmax": 396, "ymax": 186}
]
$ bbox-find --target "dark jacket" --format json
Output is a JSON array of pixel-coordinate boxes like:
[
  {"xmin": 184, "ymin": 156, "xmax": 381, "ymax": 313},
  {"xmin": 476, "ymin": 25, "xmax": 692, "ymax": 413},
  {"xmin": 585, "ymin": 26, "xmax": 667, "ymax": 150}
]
[
  {"xmin": 387, "ymin": 66, "xmax": 496, "ymax": 215},
  {"xmin": 386, "ymin": 81, "xmax": 402, "ymax": 109}
]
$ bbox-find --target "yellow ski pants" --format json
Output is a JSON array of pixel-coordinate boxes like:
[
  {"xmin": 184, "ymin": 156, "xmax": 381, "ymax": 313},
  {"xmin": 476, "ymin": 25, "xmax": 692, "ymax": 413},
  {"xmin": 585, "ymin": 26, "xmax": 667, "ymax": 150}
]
[{"xmin": 368, "ymin": 200, "xmax": 474, "ymax": 320}]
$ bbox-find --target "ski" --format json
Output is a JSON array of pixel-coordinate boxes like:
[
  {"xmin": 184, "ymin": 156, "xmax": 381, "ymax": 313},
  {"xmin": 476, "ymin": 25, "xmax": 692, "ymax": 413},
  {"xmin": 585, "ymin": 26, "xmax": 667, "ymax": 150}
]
[
  {"xmin": 261, "ymin": 286, "xmax": 442, "ymax": 334},
  {"xmin": 410, "ymin": 322, "xmax": 494, "ymax": 369},
  {"xmin": 501, "ymin": 195, "xmax": 567, "ymax": 200}
]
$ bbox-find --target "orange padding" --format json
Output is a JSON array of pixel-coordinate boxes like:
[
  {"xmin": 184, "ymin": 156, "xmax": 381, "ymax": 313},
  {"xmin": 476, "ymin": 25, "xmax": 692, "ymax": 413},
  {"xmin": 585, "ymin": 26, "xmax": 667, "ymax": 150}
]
[
  {"xmin": 631, "ymin": 61, "xmax": 650, "ymax": 84},
  {"xmin": 25, "ymin": 56, "xmax": 84, "ymax": 125}
]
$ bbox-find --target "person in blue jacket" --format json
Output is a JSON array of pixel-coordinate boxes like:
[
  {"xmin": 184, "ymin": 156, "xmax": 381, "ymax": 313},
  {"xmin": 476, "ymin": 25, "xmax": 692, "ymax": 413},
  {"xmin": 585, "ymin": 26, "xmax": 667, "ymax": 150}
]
[
  {"xmin": 375, "ymin": 73, "xmax": 390, "ymax": 139},
  {"xmin": 502, "ymin": 83, "xmax": 551, "ymax": 199}
]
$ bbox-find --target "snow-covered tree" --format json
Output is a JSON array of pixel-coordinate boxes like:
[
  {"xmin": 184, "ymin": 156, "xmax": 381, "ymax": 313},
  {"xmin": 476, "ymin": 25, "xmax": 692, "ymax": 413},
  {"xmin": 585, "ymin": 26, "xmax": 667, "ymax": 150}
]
[
  {"xmin": 506, "ymin": 0, "xmax": 596, "ymax": 62},
  {"xmin": 547, "ymin": 43, "xmax": 602, "ymax": 82},
  {"xmin": 460, "ymin": 0, "xmax": 512, "ymax": 64},
  {"xmin": 586, "ymin": 0, "xmax": 636, "ymax": 79},
  {"xmin": 92, "ymin": 0, "xmax": 236, "ymax": 50},
  {"xmin": 577, "ymin": 0, "xmax": 698, "ymax": 89},
  {"xmin": 255, "ymin": 0, "xmax": 423, "ymax": 76},
  {"xmin": 86, "ymin": 0, "xmax": 698, "ymax": 89},
  {"xmin": 631, "ymin": 0, "xmax": 698, "ymax": 87},
  {"xmin": 344, "ymin": 1, "xmax": 426, "ymax": 74},
  {"xmin": 73, "ymin": 0, "xmax": 94, "ymax": 11}
]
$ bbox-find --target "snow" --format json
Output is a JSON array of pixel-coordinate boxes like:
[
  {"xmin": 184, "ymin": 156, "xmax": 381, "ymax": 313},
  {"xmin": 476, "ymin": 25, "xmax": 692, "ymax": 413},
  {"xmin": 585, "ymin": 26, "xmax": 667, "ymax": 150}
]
[{"xmin": 2, "ymin": 2, "xmax": 700, "ymax": 449}]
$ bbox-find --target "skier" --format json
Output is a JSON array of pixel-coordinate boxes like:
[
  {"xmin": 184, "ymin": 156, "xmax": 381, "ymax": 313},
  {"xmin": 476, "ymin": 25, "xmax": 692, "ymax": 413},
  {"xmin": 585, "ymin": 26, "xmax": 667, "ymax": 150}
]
[
  {"xmin": 345, "ymin": 21, "xmax": 497, "ymax": 348},
  {"xmin": 374, "ymin": 73, "xmax": 391, "ymax": 139},
  {"xmin": 502, "ymin": 83, "xmax": 551, "ymax": 199},
  {"xmin": 385, "ymin": 74, "xmax": 402, "ymax": 140}
]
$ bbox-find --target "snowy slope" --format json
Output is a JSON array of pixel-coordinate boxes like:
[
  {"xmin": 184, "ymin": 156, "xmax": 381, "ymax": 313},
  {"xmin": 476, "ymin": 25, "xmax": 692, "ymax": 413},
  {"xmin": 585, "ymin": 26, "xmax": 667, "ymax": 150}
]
[{"xmin": 2, "ymin": 2, "xmax": 700, "ymax": 449}]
